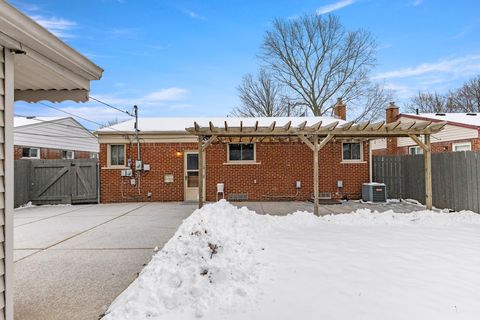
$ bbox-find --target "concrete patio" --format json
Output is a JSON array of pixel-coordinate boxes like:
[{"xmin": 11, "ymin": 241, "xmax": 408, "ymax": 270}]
[{"xmin": 14, "ymin": 200, "xmax": 425, "ymax": 320}]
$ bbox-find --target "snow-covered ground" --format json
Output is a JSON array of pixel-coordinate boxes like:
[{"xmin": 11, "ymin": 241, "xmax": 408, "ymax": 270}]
[{"xmin": 103, "ymin": 201, "xmax": 480, "ymax": 320}]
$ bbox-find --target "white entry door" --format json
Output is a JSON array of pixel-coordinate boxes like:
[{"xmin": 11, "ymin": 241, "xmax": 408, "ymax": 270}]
[{"xmin": 184, "ymin": 152, "xmax": 199, "ymax": 201}]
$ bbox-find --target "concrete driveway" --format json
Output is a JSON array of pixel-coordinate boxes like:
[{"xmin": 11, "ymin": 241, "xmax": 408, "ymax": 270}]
[{"xmin": 14, "ymin": 202, "xmax": 196, "ymax": 320}]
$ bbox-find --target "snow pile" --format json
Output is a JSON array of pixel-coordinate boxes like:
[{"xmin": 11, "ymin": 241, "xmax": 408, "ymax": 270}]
[
  {"xmin": 320, "ymin": 208, "xmax": 480, "ymax": 226},
  {"xmin": 103, "ymin": 201, "xmax": 268, "ymax": 319},
  {"xmin": 104, "ymin": 202, "xmax": 480, "ymax": 320}
]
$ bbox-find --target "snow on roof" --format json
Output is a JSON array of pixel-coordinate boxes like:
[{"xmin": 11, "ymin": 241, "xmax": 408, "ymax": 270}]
[
  {"xmin": 14, "ymin": 116, "xmax": 67, "ymax": 127},
  {"xmin": 402, "ymin": 113, "xmax": 480, "ymax": 128},
  {"xmin": 97, "ymin": 116, "xmax": 345, "ymax": 133}
]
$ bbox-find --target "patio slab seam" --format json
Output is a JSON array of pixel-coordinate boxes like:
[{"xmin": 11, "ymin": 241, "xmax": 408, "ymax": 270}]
[
  {"xmin": 14, "ymin": 203, "xmax": 150, "ymax": 263},
  {"xmin": 14, "ymin": 205, "xmax": 94, "ymax": 227}
]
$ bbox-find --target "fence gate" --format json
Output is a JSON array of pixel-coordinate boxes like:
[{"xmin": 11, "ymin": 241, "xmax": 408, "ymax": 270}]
[{"xmin": 15, "ymin": 159, "xmax": 98, "ymax": 206}]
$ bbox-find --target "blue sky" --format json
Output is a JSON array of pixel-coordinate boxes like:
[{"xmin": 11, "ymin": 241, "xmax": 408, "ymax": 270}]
[{"xmin": 12, "ymin": 0, "xmax": 480, "ymax": 129}]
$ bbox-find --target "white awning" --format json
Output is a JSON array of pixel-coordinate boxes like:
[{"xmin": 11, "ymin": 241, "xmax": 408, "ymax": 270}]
[{"xmin": 0, "ymin": 2, "xmax": 103, "ymax": 102}]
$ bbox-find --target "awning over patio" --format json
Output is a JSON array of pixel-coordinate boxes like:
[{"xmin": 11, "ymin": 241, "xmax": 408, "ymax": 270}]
[
  {"xmin": 186, "ymin": 119, "xmax": 447, "ymax": 214},
  {"xmin": 0, "ymin": 1, "xmax": 103, "ymax": 102}
]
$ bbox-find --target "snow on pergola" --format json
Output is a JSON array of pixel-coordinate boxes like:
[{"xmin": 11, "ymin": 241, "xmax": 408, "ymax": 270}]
[{"xmin": 186, "ymin": 119, "xmax": 447, "ymax": 214}]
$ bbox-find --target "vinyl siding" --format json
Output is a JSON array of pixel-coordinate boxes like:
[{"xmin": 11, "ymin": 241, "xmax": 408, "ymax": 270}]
[
  {"xmin": 397, "ymin": 121, "xmax": 478, "ymax": 147},
  {"xmin": 371, "ymin": 120, "xmax": 479, "ymax": 151},
  {"xmin": 14, "ymin": 118, "xmax": 98, "ymax": 153},
  {"xmin": 0, "ymin": 46, "xmax": 7, "ymax": 320}
]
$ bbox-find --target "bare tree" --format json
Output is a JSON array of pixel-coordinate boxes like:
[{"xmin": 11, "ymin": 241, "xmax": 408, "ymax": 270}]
[
  {"xmin": 231, "ymin": 69, "xmax": 305, "ymax": 117},
  {"xmin": 261, "ymin": 14, "xmax": 377, "ymax": 116},
  {"xmin": 406, "ymin": 92, "xmax": 455, "ymax": 113},
  {"xmin": 351, "ymin": 83, "xmax": 395, "ymax": 122},
  {"xmin": 450, "ymin": 76, "xmax": 480, "ymax": 112}
]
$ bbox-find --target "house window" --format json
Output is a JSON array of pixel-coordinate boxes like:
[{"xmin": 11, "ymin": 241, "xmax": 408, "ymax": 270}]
[
  {"xmin": 409, "ymin": 146, "xmax": 423, "ymax": 155},
  {"xmin": 342, "ymin": 142, "xmax": 362, "ymax": 161},
  {"xmin": 453, "ymin": 142, "xmax": 471, "ymax": 152},
  {"xmin": 62, "ymin": 150, "xmax": 75, "ymax": 159},
  {"xmin": 22, "ymin": 147, "xmax": 40, "ymax": 159},
  {"xmin": 109, "ymin": 144, "xmax": 125, "ymax": 166},
  {"xmin": 90, "ymin": 153, "xmax": 98, "ymax": 159},
  {"xmin": 228, "ymin": 143, "xmax": 255, "ymax": 162}
]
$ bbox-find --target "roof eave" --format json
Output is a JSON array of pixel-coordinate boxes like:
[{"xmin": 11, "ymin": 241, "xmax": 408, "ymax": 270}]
[
  {"xmin": 400, "ymin": 114, "xmax": 480, "ymax": 130},
  {"xmin": 0, "ymin": 2, "xmax": 103, "ymax": 80}
]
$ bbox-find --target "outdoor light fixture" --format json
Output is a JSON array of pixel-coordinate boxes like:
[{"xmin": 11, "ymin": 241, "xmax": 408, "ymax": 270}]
[{"xmin": 175, "ymin": 151, "xmax": 182, "ymax": 157}]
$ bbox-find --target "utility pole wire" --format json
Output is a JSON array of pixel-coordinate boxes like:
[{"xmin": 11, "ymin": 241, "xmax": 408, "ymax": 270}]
[{"xmin": 88, "ymin": 96, "xmax": 134, "ymax": 117}]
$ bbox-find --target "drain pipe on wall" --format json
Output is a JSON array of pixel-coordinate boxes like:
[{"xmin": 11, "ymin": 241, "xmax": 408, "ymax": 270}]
[{"xmin": 369, "ymin": 140, "xmax": 373, "ymax": 182}]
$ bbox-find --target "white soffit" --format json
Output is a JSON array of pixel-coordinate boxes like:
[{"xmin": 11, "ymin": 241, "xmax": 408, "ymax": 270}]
[{"xmin": 0, "ymin": 2, "xmax": 103, "ymax": 103}]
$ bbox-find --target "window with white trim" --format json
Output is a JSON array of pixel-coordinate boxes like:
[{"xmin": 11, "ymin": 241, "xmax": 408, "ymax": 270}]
[
  {"xmin": 342, "ymin": 142, "xmax": 362, "ymax": 161},
  {"xmin": 453, "ymin": 142, "xmax": 471, "ymax": 152},
  {"xmin": 22, "ymin": 147, "xmax": 40, "ymax": 159},
  {"xmin": 109, "ymin": 144, "xmax": 125, "ymax": 166},
  {"xmin": 228, "ymin": 143, "xmax": 255, "ymax": 162},
  {"xmin": 409, "ymin": 146, "xmax": 423, "ymax": 155},
  {"xmin": 62, "ymin": 150, "xmax": 75, "ymax": 159}
]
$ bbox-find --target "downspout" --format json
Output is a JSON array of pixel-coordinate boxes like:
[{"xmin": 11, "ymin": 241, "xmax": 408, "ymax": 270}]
[{"xmin": 369, "ymin": 140, "xmax": 373, "ymax": 182}]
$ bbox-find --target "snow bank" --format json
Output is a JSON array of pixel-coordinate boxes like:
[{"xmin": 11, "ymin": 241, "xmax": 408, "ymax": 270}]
[
  {"xmin": 103, "ymin": 201, "xmax": 480, "ymax": 320},
  {"xmin": 103, "ymin": 201, "xmax": 269, "ymax": 319}
]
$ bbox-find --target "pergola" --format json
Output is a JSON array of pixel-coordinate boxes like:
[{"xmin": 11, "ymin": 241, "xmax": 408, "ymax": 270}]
[{"xmin": 186, "ymin": 119, "xmax": 447, "ymax": 215}]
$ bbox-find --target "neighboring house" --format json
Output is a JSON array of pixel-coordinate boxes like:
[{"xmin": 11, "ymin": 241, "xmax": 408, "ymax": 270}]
[
  {"xmin": 96, "ymin": 103, "xmax": 371, "ymax": 203},
  {"xmin": 1, "ymin": 2, "xmax": 103, "ymax": 318},
  {"xmin": 14, "ymin": 116, "xmax": 99, "ymax": 160},
  {"xmin": 372, "ymin": 103, "xmax": 480, "ymax": 155}
]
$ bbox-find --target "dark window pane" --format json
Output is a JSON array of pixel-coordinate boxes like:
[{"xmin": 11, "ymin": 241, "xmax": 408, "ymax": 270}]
[
  {"xmin": 117, "ymin": 146, "xmax": 124, "ymax": 165},
  {"xmin": 342, "ymin": 143, "xmax": 351, "ymax": 160},
  {"xmin": 111, "ymin": 146, "xmax": 118, "ymax": 165},
  {"xmin": 22, "ymin": 148, "xmax": 30, "ymax": 157},
  {"xmin": 343, "ymin": 143, "xmax": 361, "ymax": 160},
  {"xmin": 351, "ymin": 143, "xmax": 361, "ymax": 159},
  {"xmin": 187, "ymin": 154, "xmax": 198, "ymax": 170},
  {"xmin": 229, "ymin": 144, "xmax": 242, "ymax": 161},
  {"xmin": 241, "ymin": 144, "xmax": 254, "ymax": 160},
  {"xmin": 30, "ymin": 148, "xmax": 38, "ymax": 158}
]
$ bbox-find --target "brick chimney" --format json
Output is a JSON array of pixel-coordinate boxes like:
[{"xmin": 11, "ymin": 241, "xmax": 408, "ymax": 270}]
[
  {"xmin": 333, "ymin": 97, "xmax": 346, "ymax": 120},
  {"xmin": 386, "ymin": 102, "xmax": 399, "ymax": 154},
  {"xmin": 386, "ymin": 101, "xmax": 399, "ymax": 123}
]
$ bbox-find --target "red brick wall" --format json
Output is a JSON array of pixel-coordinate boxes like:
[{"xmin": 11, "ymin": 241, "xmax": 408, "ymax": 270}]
[
  {"xmin": 14, "ymin": 145, "xmax": 94, "ymax": 160},
  {"xmin": 99, "ymin": 141, "xmax": 370, "ymax": 203}
]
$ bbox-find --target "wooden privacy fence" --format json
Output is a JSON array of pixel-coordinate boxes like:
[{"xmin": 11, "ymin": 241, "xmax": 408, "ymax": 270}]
[
  {"xmin": 14, "ymin": 159, "xmax": 99, "ymax": 207},
  {"xmin": 373, "ymin": 151, "xmax": 480, "ymax": 213}
]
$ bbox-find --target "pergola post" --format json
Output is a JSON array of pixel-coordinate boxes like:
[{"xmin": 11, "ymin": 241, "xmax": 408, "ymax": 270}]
[
  {"xmin": 198, "ymin": 135, "xmax": 204, "ymax": 208},
  {"xmin": 424, "ymin": 134, "xmax": 433, "ymax": 210},
  {"xmin": 313, "ymin": 135, "xmax": 319, "ymax": 216}
]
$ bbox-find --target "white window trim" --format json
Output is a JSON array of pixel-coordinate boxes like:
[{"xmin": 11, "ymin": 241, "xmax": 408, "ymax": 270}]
[
  {"xmin": 452, "ymin": 142, "xmax": 471, "ymax": 152},
  {"xmin": 341, "ymin": 142, "xmax": 364, "ymax": 163},
  {"xmin": 107, "ymin": 144, "xmax": 127, "ymax": 168},
  {"xmin": 62, "ymin": 150, "xmax": 75, "ymax": 160},
  {"xmin": 226, "ymin": 143, "xmax": 258, "ymax": 164},
  {"xmin": 409, "ymin": 146, "xmax": 423, "ymax": 155},
  {"xmin": 21, "ymin": 147, "xmax": 40, "ymax": 159}
]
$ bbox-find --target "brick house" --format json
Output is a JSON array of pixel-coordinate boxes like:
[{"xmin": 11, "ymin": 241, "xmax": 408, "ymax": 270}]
[
  {"xmin": 14, "ymin": 116, "xmax": 99, "ymax": 160},
  {"xmin": 372, "ymin": 103, "xmax": 480, "ymax": 155},
  {"xmin": 96, "ymin": 105, "xmax": 372, "ymax": 203}
]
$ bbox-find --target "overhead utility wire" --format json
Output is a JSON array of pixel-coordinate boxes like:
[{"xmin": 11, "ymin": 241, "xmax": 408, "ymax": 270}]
[
  {"xmin": 88, "ymin": 96, "xmax": 134, "ymax": 117},
  {"xmin": 37, "ymin": 102, "xmax": 106, "ymax": 128}
]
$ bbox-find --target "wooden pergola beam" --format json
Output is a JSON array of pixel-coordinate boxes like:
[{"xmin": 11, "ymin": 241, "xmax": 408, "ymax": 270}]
[
  {"xmin": 198, "ymin": 135, "xmax": 204, "ymax": 208},
  {"xmin": 424, "ymin": 134, "xmax": 433, "ymax": 210},
  {"xmin": 408, "ymin": 134, "xmax": 429, "ymax": 152},
  {"xmin": 188, "ymin": 120, "xmax": 446, "ymax": 211}
]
